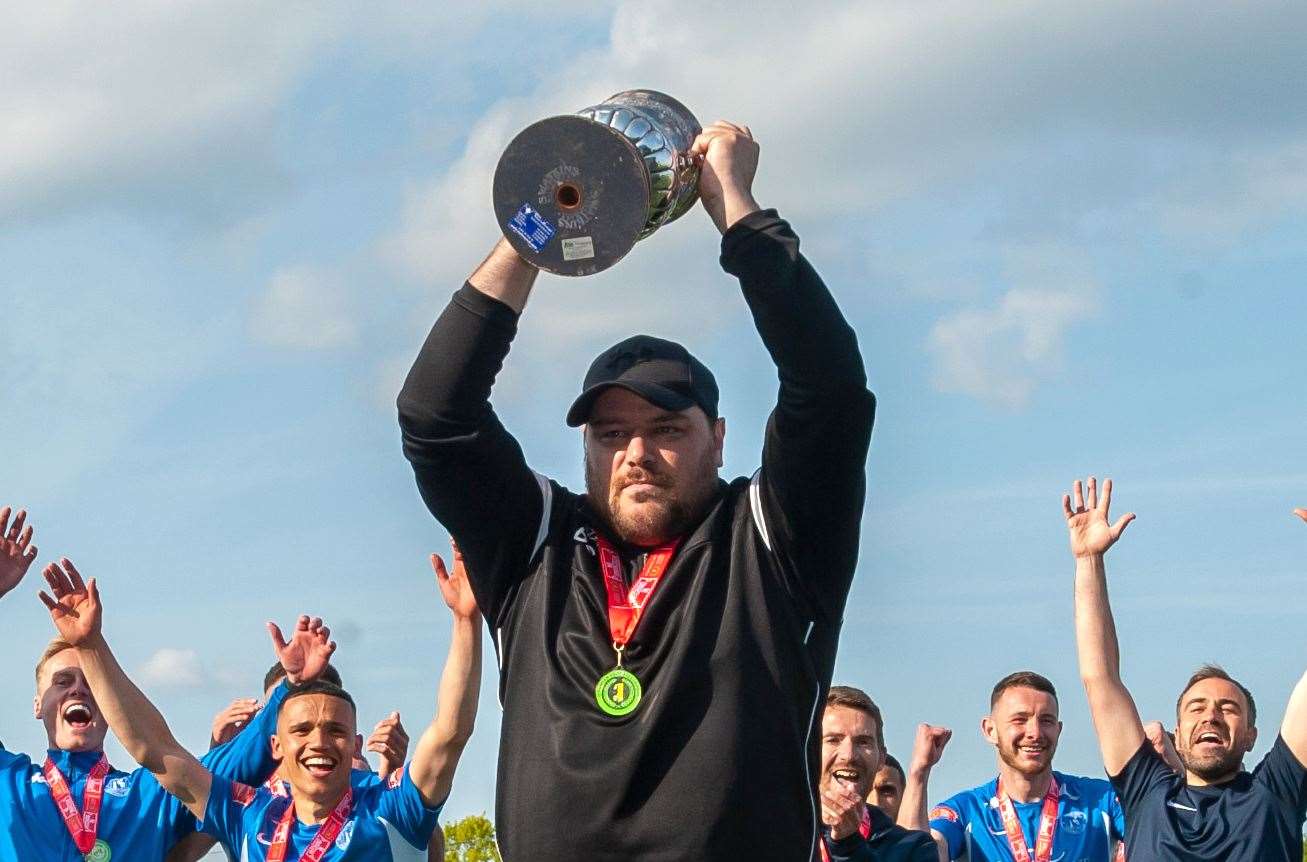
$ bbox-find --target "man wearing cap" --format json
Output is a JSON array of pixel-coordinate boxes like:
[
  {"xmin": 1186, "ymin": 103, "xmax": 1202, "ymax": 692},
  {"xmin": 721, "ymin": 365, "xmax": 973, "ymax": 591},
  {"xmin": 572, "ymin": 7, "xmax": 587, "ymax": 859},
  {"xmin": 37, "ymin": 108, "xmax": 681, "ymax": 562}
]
[{"xmin": 398, "ymin": 120, "xmax": 875, "ymax": 861}]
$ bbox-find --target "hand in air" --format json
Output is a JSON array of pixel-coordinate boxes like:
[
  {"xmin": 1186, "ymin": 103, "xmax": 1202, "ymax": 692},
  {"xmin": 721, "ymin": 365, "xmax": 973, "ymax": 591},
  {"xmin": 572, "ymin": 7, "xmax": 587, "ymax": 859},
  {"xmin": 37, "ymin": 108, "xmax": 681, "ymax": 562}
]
[
  {"xmin": 38, "ymin": 559, "xmax": 102, "ymax": 646},
  {"xmin": 267, "ymin": 615, "xmax": 336, "ymax": 685},
  {"xmin": 433, "ymin": 542, "xmax": 480, "ymax": 622},
  {"xmin": 1063, "ymin": 477, "xmax": 1135, "ymax": 559},
  {"xmin": 210, "ymin": 698, "xmax": 262, "ymax": 748},
  {"xmin": 908, "ymin": 723, "xmax": 952, "ymax": 775},
  {"xmin": 0, "ymin": 507, "xmax": 38, "ymax": 600},
  {"xmin": 689, "ymin": 120, "xmax": 760, "ymax": 233},
  {"xmin": 1294, "ymin": 508, "xmax": 1306, "ymax": 524},
  {"xmin": 366, "ymin": 711, "xmax": 410, "ymax": 782}
]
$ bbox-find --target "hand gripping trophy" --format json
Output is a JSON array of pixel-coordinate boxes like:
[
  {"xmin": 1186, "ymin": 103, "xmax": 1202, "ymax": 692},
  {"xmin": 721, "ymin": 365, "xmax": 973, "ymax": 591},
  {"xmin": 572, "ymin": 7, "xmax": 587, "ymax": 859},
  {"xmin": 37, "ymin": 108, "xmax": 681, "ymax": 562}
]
[{"xmin": 492, "ymin": 90, "xmax": 702, "ymax": 276}]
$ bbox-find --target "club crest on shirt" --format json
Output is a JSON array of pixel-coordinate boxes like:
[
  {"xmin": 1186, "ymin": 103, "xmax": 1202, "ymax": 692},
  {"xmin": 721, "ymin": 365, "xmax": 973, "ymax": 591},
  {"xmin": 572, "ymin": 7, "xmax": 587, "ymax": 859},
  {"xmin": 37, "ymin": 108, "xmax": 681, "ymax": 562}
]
[
  {"xmin": 1061, "ymin": 809, "xmax": 1087, "ymax": 834},
  {"xmin": 105, "ymin": 776, "xmax": 131, "ymax": 797},
  {"xmin": 335, "ymin": 819, "xmax": 355, "ymax": 850}
]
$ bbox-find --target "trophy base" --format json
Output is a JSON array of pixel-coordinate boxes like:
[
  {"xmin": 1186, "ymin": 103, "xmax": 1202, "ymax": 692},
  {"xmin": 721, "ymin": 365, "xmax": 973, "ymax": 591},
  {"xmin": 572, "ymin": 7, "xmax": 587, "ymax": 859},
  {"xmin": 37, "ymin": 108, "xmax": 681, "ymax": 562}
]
[{"xmin": 493, "ymin": 115, "xmax": 651, "ymax": 276}]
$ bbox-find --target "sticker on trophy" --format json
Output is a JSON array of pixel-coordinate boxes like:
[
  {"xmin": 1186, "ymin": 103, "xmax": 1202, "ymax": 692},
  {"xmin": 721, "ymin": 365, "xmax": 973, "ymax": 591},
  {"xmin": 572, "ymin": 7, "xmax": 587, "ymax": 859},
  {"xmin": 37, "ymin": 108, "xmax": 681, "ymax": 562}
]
[
  {"xmin": 86, "ymin": 838, "xmax": 112, "ymax": 861},
  {"xmin": 561, "ymin": 236, "xmax": 595, "ymax": 261},
  {"xmin": 505, "ymin": 203, "xmax": 556, "ymax": 252},
  {"xmin": 595, "ymin": 668, "xmax": 642, "ymax": 716}
]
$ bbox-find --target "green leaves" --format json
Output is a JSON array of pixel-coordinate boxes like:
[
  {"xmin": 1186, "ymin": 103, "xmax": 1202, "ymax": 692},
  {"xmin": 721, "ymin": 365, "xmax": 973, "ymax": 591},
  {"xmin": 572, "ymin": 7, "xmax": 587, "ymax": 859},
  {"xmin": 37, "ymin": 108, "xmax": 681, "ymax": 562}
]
[{"xmin": 443, "ymin": 813, "xmax": 501, "ymax": 862}]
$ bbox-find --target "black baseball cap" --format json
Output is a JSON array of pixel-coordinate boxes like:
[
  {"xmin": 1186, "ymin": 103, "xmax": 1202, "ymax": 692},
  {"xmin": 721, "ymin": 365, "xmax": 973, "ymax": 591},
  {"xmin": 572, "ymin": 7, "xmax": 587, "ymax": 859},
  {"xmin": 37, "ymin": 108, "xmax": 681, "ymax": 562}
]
[{"xmin": 566, "ymin": 334, "xmax": 719, "ymax": 427}]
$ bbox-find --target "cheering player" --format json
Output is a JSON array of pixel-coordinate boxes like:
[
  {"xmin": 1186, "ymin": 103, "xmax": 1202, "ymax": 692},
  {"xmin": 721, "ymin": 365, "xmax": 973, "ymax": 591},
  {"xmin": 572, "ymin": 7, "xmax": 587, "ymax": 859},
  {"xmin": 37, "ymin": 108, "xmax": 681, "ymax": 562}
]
[
  {"xmin": 398, "ymin": 121, "xmax": 875, "ymax": 860},
  {"xmin": 1068, "ymin": 478, "xmax": 1307, "ymax": 860},
  {"xmin": 37, "ymin": 549, "xmax": 479, "ymax": 861}
]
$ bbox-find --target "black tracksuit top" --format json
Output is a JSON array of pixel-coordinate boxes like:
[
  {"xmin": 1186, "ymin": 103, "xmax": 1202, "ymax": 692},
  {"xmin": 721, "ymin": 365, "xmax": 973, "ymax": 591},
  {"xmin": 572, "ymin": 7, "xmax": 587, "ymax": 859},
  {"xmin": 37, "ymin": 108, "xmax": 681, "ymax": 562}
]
[{"xmin": 398, "ymin": 210, "xmax": 875, "ymax": 861}]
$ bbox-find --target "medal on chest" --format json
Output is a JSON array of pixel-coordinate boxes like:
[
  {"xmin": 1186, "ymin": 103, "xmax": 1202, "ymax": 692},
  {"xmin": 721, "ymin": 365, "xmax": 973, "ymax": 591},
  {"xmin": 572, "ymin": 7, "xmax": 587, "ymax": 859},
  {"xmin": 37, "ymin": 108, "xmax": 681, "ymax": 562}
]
[
  {"xmin": 592, "ymin": 536, "xmax": 678, "ymax": 716},
  {"xmin": 995, "ymin": 776, "xmax": 1060, "ymax": 862},
  {"xmin": 42, "ymin": 754, "xmax": 113, "ymax": 861}
]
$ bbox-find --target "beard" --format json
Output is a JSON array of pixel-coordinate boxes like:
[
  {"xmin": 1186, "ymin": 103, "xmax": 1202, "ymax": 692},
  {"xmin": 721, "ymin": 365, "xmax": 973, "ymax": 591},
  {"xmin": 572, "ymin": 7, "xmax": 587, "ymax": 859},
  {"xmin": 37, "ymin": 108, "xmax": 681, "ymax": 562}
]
[
  {"xmin": 1179, "ymin": 740, "xmax": 1245, "ymax": 781},
  {"xmin": 585, "ymin": 452, "xmax": 719, "ymax": 547},
  {"xmin": 996, "ymin": 737, "xmax": 1055, "ymax": 778}
]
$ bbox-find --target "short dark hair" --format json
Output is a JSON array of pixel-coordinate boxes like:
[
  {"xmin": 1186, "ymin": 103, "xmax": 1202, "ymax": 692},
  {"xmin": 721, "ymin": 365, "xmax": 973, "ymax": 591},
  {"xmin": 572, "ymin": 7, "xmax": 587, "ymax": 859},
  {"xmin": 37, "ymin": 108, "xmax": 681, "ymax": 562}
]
[
  {"xmin": 283, "ymin": 680, "xmax": 357, "ymax": 715},
  {"xmin": 264, "ymin": 661, "xmax": 342, "ymax": 694},
  {"xmin": 1176, "ymin": 665, "xmax": 1257, "ymax": 727},
  {"xmin": 826, "ymin": 685, "xmax": 885, "ymax": 750},
  {"xmin": 880, "ymin": 753, "xmax": 905, "ymax": 786},
  {"xmin": 991, "ymin": 671, "xmax": 1058, "ymax": 709}
]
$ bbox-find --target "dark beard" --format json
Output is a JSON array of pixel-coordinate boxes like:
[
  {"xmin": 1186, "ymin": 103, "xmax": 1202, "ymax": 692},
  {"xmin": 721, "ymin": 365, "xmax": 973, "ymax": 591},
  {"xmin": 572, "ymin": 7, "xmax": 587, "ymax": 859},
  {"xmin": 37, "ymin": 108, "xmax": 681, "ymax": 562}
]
[
  {"xmin": 1179, "ymin": 744, "xmax": 1244, "ymax": 782},
  {"xmin": 584, "ymin": 456, "xmax": 718, "ymax": 547}
]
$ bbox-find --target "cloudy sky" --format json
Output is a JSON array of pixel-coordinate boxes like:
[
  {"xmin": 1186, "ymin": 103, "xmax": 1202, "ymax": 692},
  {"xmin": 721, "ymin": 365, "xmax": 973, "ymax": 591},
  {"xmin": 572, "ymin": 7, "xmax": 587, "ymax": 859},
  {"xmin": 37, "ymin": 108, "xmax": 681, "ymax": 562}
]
[{"xmin": 3, "ymin": 0, "xmax": 1306, "ymax": 823}]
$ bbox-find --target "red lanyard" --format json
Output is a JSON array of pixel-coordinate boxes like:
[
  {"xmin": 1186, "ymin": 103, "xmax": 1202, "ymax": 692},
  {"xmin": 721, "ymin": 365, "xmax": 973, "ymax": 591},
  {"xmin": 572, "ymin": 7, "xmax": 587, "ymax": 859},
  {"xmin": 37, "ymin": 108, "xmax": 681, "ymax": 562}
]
[
  {"xmin": 265, "ymin": 774, "xmax": 290, "ymax": 797},
  {"xmin": 819, "ymin": 803, "xmax": 871, "ymax": 862},
  {"xmin": 995, "ymin": 775, "xmax": 1060, "ymax": 862},
  {"xmin": 266, "ymin": 788, "xmax": 352, "ymax": 862},
  {"xmin": 42, "ymin": 754, "xmax": 111, "ymax": 855},
  {"xmin": 594, "ymin": 536, "xmax": 678, "ymax": 649}
]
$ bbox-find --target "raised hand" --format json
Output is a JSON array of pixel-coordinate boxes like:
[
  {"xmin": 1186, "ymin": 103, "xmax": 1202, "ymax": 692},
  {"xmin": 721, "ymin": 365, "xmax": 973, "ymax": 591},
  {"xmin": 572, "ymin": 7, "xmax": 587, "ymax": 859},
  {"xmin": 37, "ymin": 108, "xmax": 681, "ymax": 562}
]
[
  {"xmin": 209, "ymin": 698, "xmax": 262, "ymax": 748},
  {"xmin": 433, "ymin": 543, "xmax": 479, "ymax": 622},
  {"xmin": 689, "ymin": 120, "xmax": 761, "ymax": 234},
  {"xmin": 908, "ymin": 723, "xmax": 952, "ymax": 775},
  {"xmin": 266, "ymin": 615, "xmax": 336, "ymax": 685},
  {"xmin": 0, "ymin": 506, "xmax": 38, "ymax": 599},
  {"xmin": 38, "ymin": 558, "xmax": 101, "ymax": 646},
  {"xmin": 366, "ymin": 711, "xmax": 411, "ymax": 782},
  {"xmin": 1063, "ymin": 477, "xmax": 1135, "ymax": 559}
]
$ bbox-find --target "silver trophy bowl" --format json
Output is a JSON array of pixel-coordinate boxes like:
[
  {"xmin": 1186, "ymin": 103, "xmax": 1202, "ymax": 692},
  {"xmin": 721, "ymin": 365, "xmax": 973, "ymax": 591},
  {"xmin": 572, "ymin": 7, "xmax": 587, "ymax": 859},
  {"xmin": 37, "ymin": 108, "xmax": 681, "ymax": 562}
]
[{"xmin": 493, "ymin": 90, "xmax": 702, "ymax": 276}]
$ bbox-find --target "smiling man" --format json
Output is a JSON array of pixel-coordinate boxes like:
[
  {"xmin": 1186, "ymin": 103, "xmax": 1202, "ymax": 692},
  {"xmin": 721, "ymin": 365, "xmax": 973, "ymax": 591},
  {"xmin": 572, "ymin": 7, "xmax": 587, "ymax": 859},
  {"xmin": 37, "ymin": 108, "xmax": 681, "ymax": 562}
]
[
  {"xmin": 398, "ymin": 121, "xmax": 875, "ymax": 861},
  {"xmin": 818, "ymin": 686, "xmax": 937, "ymax": 862},
  {"xmin": 1067, "ymin": 479, "xmax": 1307, "ymax": 860},
  {"xmin": 0, "ymin": 508, "xmax": 331, "ymax": 861},
  {"xmin": 908, "ymin": 672, "xmax": 1124, "ymax": 862},
  {"xmin": 37, "ymin": 551, "xmax": 479, "ymax": 861}
]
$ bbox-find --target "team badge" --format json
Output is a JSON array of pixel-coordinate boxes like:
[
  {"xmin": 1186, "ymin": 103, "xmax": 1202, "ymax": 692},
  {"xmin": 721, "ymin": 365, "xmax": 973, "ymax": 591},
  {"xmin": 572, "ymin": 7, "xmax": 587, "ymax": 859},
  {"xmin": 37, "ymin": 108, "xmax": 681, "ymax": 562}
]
[
  {"xmin": 1061, "ymin": 810, "xmax": 1087, "ymax": 834},
  {"xmin": 595, "ymin": 668, "xmax": 642, "ymax": 716},
  {"xmin": 84, "ymin": 839, "xmax": 111, "ymax": 862}
]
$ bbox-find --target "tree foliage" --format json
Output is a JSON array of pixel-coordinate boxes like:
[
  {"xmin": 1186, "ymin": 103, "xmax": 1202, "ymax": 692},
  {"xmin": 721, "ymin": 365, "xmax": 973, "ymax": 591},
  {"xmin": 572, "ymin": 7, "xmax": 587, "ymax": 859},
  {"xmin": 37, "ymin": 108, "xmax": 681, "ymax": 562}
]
[{"xmin": 444, "ymin": 813, "xmax": 501, "ymax": 862}]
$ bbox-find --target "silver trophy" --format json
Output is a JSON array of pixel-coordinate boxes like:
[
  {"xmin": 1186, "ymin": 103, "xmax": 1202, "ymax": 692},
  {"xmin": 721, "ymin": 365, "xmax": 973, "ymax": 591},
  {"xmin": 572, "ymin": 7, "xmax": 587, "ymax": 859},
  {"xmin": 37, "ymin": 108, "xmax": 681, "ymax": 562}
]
[{"xmin": 493, "ymin": 90, "xmax": 702, "ymax": 276}]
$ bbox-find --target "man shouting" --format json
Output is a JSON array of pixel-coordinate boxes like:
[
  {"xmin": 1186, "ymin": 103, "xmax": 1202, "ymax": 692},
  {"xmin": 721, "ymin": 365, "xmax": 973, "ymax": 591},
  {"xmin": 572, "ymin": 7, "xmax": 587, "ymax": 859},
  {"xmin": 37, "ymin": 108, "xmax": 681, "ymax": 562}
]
[{"xmin": 398, "ymin": 120, "xmax": 875, "ymax": 861}]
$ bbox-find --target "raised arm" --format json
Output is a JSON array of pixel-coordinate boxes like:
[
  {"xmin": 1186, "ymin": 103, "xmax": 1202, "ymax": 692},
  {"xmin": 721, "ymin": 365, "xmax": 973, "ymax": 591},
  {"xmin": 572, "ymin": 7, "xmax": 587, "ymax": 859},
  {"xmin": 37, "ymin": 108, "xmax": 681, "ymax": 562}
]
[
  {"xmin": 408, "ymin": 546, "xmax": 482, "ymax": 808},
  {"xmin": 696, "ymin": 125, "xmax": 875, "ymax": 621},
  {"xmin": 1277, "ymin": 509, "xmax": 1307, "ymax": 765},
  {"xmin": 39, "ymin": 559, "xmax": 212, "ymax": 820},
  {"xmin": 1066, "ymin": 477, "xmax": 1145, "ymax": 775},
  {"xmin": 0, "ymin": 506, "xmax": 38, "ymax": 602},
  {"xmin": 898, "ymin": 723, "xmax": 952, "ymax": 862},
  {"xmin": 396, "ymin": 241, "xmax": 545, "ymax": 627}
]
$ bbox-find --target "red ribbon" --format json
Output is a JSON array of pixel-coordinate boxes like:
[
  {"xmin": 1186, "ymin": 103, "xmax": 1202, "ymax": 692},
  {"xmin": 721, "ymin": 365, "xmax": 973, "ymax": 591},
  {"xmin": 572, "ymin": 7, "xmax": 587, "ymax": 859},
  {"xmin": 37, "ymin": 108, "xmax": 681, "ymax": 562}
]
[
  {"xmin": 594, "ymin": 536, "xmax": 678, "ymax": 648},
  {"xmin": 995, "ymin": 775, "xmax": 1060, "ymax": 862},
  {"xmin": 42, "ymin": 754, "xmax": 110, "ymax": 855},
  {"xmin": 265, "ymin": 787, "xmax": 352, "ymax": 862}
]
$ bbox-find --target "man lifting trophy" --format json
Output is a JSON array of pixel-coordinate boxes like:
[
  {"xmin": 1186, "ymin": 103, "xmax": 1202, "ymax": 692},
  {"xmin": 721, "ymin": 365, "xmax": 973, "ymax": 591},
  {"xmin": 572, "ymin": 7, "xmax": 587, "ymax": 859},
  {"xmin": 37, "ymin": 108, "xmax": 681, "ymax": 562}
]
[{"xmin": 399, "ymin": 89, "xmax": 876, "ymax": 861}]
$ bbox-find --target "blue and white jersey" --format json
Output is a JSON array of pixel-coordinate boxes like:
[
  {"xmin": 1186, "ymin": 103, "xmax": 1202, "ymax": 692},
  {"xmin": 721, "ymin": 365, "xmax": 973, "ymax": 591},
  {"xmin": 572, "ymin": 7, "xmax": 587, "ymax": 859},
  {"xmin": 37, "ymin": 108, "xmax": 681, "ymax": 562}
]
[
  {"xmin": 929, "ymin": 771, "xmax": 1125, "ymax": 862},
  {"xmin": 0, "ymin": 681, "xmax": 288, "ymax": 861},
  {"xmin": 203, "ymin": 766, "xmax": 442, "ymax": 861}
]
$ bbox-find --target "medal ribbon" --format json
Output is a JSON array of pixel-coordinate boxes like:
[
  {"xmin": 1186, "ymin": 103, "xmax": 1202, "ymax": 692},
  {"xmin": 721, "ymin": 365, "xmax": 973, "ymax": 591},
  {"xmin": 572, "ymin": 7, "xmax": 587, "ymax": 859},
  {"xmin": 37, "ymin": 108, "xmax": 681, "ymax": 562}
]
[
  {"xmin": 42, "ymin": 754, "xmax": 111, "ymax": 855},
  {"xmin": 266, "ymin": 788, "xmax": 352, "ymax": 862},
  {"xmin": 995, "ymin": 775, "xmax": 1060, "ymax": 862},
  {"xmin": 818, "ymin": 803, "xmax": 872, "ymax": 862},
  {"xmin": 594, "ymin": 536, "xmax": 679, "ymax": 651}
]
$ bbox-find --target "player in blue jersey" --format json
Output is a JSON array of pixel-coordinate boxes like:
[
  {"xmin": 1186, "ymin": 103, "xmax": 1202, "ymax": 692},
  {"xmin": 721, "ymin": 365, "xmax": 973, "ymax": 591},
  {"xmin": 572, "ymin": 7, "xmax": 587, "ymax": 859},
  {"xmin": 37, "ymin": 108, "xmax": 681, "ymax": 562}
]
[
  {"xmin": 903, "ymin": 671, "xmax": 1125, "ymax": 862},
  {"xmin": 0, "ymin": 505, "xmax": 336, "ymax": 862},
  {"xmin": 39, "ymin": 544, "xmax": 480, "ymax": 861}
]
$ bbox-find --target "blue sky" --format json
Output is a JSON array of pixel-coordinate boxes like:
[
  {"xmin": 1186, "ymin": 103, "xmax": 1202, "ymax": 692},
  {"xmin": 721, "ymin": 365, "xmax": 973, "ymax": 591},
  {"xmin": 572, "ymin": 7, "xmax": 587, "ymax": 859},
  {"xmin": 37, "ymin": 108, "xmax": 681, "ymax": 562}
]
[{"xmin": 2, "ymin": 1, "xmax": 1305, "ymax": 823}]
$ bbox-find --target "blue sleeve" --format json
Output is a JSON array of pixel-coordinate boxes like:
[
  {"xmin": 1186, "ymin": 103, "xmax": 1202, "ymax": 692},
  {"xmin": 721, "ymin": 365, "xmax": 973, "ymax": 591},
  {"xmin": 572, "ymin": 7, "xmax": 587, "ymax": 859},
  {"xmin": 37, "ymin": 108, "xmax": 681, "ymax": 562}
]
[
  {"xmin": 201, "ymin": 773, "xmax": 256, "ymax": 853},
  {"xmin": 372, "ymin": 765, "xmax": 443, "ymax": 848},
  {"xmin": 1108, "ymin": 788, "xmax": 1126, "ymax": 840},
  {"xmin": 928, "ymin": 799, "xmax": 965, "ymax": 860},
  {"xmin": 1253, "ymin": 734, "xmax": 1307, "ymax": 820},
  {"xmin": 201, "ymin": 680, "xmax": 288, "ymax": 781},
  {"xmin": 1110, "ymin": 740, "xmax": 1177, "ymax": 819}
]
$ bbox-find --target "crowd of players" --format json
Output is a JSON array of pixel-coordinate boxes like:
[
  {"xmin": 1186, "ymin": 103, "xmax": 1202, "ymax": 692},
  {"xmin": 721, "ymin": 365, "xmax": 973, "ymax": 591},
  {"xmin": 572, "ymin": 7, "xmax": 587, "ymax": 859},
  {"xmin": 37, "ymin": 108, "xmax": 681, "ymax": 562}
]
[{"xmin": 3, "ymin": 497, "xmax": 1305, "ymax": 861}]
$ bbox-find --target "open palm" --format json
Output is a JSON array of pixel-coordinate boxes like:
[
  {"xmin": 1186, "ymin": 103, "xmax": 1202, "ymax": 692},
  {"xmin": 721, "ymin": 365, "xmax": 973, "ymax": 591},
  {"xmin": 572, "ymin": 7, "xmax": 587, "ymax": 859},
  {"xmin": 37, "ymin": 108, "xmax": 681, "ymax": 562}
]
[
  {"xmin": 267, "ymin": 615, "xmax": 336, "ymax": 685},
  {"xmin": 38, "ymin": 559, "xmax": 102, "ymax": 645},
  {"xmin": 433, "ymin": 543, "xmax": 479, "ymax": 621},
  {"xmin": 0, "ymin": 507, "xmax": 37, "ymax": 599},
  {"xmin": 1063, "ymin": 477, "xmax": 1135, "ymax": 558}
]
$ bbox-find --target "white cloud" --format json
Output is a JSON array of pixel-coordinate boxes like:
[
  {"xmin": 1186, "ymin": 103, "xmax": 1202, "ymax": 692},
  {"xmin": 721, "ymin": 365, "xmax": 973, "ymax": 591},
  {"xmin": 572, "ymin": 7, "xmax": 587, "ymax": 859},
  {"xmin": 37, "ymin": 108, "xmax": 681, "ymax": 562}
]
[
  {"xmin": 250, "ymin": 266, "xmax": 357, "ymax": 350},
  {"xmin": 927, "ymin": 246, "xmax": 1099, "ymax": 408},
  {"xmin": 139, "ymin": 647, "xmax": 207, "ymax": 688}
]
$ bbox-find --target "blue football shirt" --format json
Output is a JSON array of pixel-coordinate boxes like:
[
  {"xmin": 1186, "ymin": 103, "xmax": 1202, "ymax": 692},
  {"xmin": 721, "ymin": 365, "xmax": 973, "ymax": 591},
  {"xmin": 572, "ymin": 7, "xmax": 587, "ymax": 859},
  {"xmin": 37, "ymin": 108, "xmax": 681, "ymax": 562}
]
[
  {"xmin": 929, "ymin": 771, "xmax": 1124, "ymax": 862},
  {"xmin": 203, "ymin": 766, "xmax": 443, "ymax": 861}
]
